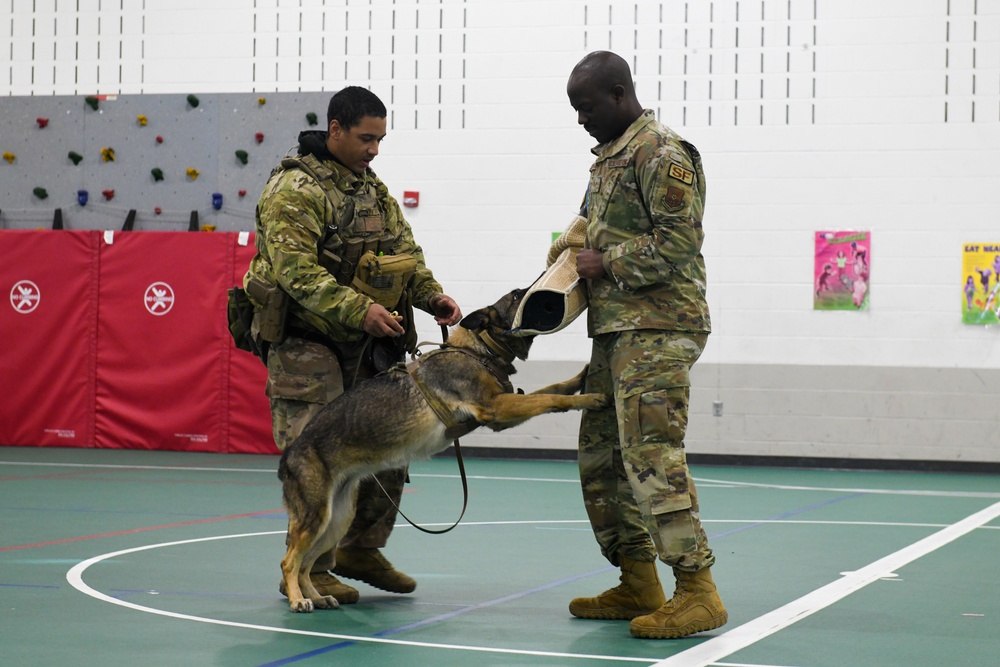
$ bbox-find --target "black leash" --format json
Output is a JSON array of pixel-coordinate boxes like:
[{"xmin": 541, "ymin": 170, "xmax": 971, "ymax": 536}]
[{"xmin": 373, "ymin": 323, "xmax": 469, "ymax": 535}]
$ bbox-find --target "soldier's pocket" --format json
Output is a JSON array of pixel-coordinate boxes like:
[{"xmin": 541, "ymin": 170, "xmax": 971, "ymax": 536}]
[
  {"xmin": 636, "ymin": 387, "xmax": 693, "ymax": 515},
  {"xmin": 265, "ymin": 338, "xmax": 342, "ymax": 404}
]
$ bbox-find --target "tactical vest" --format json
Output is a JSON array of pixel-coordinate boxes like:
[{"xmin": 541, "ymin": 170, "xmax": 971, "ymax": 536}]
[
  {"xmin": 275, "ymin": 153, "xmax": 419, "ymax": 355},
  {"xmin": 277, "ymin": 153, "xmax": 396, "ymax": 287}
]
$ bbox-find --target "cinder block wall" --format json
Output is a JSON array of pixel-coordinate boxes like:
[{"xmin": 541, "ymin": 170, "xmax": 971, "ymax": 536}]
[{"xmin": 2, "ymin": 0, "xmax": 998, "ymax": 465}]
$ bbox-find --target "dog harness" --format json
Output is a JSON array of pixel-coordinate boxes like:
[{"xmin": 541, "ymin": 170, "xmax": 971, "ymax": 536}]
[{"xmin": 405, "ymin": 346, "xmax": 514, "ymax": 440}]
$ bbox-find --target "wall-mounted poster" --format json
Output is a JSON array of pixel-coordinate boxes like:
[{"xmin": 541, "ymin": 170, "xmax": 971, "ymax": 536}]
[
  {"xmin": 814, "ymin": 231, "xmax": 870, "ymax": 311},
  {"xmin": 962, "ymin": 243, "xmax": 1000, "ymax": 325}
]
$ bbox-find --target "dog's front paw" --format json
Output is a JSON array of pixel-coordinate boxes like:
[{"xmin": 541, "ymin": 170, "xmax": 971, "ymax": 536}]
[
  {"xmin": 583, "ymin": 393, "xmax": 612, "ymax": 410},
  {"xmin": 312, "ymin": 595, "xmax": 340, "ymax": 610},
  {"xmin": 290, "ymin": 597, "xmax": 315, "ymax": 613}
]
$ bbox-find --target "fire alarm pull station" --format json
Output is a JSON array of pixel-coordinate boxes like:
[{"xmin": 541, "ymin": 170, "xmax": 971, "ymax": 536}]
[{"xmin": 403, "ymin": 191, "xmax": 419, "ymax": 208}]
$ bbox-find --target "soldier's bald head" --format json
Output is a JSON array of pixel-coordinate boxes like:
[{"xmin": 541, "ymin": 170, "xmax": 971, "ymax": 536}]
[{"xmin": 569, "ymin": 51, "xmax": 636, "ymax": 100}]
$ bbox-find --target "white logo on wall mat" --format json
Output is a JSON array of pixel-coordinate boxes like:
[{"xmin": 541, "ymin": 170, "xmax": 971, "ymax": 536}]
[
  {"xmin": 144, "ymin": 282, "xmax": 175, "ymax": 315},
  {"xmin": 10, "ymin": 280, "xmax": 41, "ymax": 313}
]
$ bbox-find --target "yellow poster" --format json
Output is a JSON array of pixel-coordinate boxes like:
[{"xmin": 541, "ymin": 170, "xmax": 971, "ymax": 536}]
[{"xmin": 962, "ymin": 243, "xmax": 1000, "ymax": 325}]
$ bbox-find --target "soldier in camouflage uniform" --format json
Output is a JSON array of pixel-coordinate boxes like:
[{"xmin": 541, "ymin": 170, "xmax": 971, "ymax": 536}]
[
  {"xmin": 564, "ymin": 51, "xmax": 727, "ymax": 639},
  {"xmin": 244, "ymin": 87, "xmax": 462, "ymax": 603}
]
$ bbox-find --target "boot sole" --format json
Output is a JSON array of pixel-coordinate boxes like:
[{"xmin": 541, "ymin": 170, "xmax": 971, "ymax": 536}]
[
  {"xmin": 630, "ymin": 611, "xmax": 728, "ymax": 639},
  {"xmin": 333, "ymin": 569, "xmax": 416, "ymax": 594},
  {"xmin": 569, "ymin": 605, "xmax": 656, "ymax": 620}
]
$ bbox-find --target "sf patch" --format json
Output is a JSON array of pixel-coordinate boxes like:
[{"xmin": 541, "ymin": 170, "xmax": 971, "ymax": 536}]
[
  {"xmin": 668, "ymin": 162, "xmax": 694, "ymax": 185},
  {"xmin": 663, "ymin": 186, "xmax": 685, "ymax": 212}
]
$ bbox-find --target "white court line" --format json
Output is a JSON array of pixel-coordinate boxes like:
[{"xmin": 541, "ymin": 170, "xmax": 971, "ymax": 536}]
[
  {"xmin": 0, "ymin": 460, "xmax": 275, "ymax": 473},
  {"xmin": 697, "ymin": 476, "xmax": 1000, "ymax": 499},
  {"xmin": 650, "ymin": 499, "xmax": 1000, "ymax": 667},
  {"xmin": 65, "ymin": 531, "xmax": 651, "ymax": 664},
  {"xmin": 5, "ymin": 460, "xmax": 997, "ymax": 499}
]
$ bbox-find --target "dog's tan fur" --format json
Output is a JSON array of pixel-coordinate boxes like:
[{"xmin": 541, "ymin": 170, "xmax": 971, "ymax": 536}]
[{"xmin": 277, "ymin": 288, "xmax": 608, "ymax": 612}]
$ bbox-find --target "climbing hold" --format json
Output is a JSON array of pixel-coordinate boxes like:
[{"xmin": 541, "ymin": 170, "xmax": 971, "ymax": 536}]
[
  {"xmin": 33, "ymin": 187, "xmax": 49, "ymax": 200},
  {"xmin": 154, "ymin": 207, "xmax": 162, "ymax": 215},
  {"xmin": 235, "ymin": 149, "xmax": 248, "ymax": 165},
  {"xmin": 238, "ymin": 189, "xmax": 247, "ymax": 197},
  {"xmin": 36, "ymin": 118, "xmax": 49, "ymax": 128},
  {"xmin": 137, "ymin": 115, "xmax": 148, "ymax": 126},
  {"xmin": 85, "ymin": 96, "xmax": 99, "ymax": 110},
  {"xmin": 212, "ymin": 193, "xmax": 223, "ymax": 210},
  {"xmin": 258, "ymin": 97, "xmax": 266, "ymax": 106},
  {"xmin": 187, "ymin": 94, "xmax": 200, "ymax": 108},
  {"xmin": 255, "ymin": 132, "xmax": 264, "ymax": 144},
  {"xmin": 68, "ymin": 151, "xmax": 83, "ymax": 165},
  {"xmin": 186, "ymin": 167, "xmax": 200, "ymax": 180},
  {"xmin": 3, "ymin": 152, "xmax": 16, "ymax": 163},
  {"xmin": 78, "ymin": 190, "xmax": 89, "ymax": 206},
  {"xmin": 201, "ymin": 224, "xmax": 217, "ymax": 232},
  {"xmin": 151, "ymin": 168, "xmax": 164, "ymax": 182},
  {"xmin": 155, "ymin": 135, "xmax": 164, "ymax": 144},
  {"xmin": 101, "ymin": 147, "xmax": 116, "ymax": 162},
  {"xmin": 306, "ymin": 112, "xmax": 318, "ymax": 126},
  {"xmin": 102, "ymin": 189, "xmax": 115, "ymax": 201}
]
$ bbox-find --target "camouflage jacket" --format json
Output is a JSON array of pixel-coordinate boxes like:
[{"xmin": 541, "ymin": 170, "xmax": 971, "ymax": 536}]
[
  {"xmin": 584, "ymin": 109, "xmax": 711, "ymax": 335},
  {"xmin": 245, "ymin": 132, "xmax": 443, "ymax": 343}
]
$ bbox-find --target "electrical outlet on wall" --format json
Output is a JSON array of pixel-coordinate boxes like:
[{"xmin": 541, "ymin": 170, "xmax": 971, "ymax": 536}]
[{"xmin": 712, "ymin": 401, "xmax": 723, "ymax": 417}]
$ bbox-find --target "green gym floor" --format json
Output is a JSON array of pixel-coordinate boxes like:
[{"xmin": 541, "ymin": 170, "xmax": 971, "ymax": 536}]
[{"xmin": 2, "ymin": 447, "xmax": 998, "ymax": 667}]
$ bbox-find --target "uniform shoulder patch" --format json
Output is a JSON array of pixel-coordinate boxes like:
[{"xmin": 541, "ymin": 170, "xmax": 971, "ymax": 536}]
[
  {"xmin": 663, "ymin": 186, "xmax": 685, "ymax": 212},
  {"xmin": 667, "ymin": 162, "xmax": 694, "ymax": 185}
]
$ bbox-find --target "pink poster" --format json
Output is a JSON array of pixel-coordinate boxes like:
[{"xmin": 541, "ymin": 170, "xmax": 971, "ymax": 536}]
[{"xmin": 814, "ymin": 231, "xmax": 870, "ymax": 310}]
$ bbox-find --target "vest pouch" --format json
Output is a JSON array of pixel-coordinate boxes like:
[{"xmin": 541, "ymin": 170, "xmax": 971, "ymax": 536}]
[
  {"xmin": 351, "ymin": 251, "xmax": 417, "ymax": 310},
  {"xmin": 227, "ymin": 286, "xmax": 257, "ymax": 354},
  {"xmin": 245, "ymin": 276, "xmax": 288, "ymax": 344}
]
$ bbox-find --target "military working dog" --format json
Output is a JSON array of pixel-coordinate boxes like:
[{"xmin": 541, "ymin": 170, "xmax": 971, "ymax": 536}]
[{"xmin": 278, "ymin": 288, "xmax": 608, "ymax": 613}]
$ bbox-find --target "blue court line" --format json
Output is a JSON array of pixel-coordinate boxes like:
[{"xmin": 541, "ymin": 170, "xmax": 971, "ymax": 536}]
[
  {"xmin": 257, "ymin": 492, "xmax": 867, "ymax": 666},
  {"xmin": 0, "ymin": 582, "xmax": 61, "ymax": 589},
  {"xmin": 708, "ymin": 492, "xmax": 867, "ymax": 540},
  {"xmin": 255, "ymin": 566, "xmax": 615, "ymax": 667}
]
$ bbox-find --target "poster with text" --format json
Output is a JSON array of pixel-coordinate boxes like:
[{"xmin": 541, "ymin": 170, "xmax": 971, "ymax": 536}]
[
  {"xmin": 962, "ymin": 242, "xmax": 1000, "ymax": 325},
  {"xmin": 814, "ymin": 231, "xmax": 870, "ymax": 310}
]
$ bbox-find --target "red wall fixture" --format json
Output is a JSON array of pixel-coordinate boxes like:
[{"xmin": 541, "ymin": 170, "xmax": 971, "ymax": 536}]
[
  {"xmin": 94, "ymin": 231, "xmax": 234, "ymax": 451},
  {"xmin": 0, "ymin": 230, "xmax": 277, "ymax": 455},
  {"xmin": 0, "ymin": 230, "xmax": 98, "ymax": 447}
]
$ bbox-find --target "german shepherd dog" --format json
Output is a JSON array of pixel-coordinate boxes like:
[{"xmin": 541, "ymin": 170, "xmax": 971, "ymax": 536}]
[{"xmin": 278, "ymin": 288, "xmax": 608, "ymax": 613}]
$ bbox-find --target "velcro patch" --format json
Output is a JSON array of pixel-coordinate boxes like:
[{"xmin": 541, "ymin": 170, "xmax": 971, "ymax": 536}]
[
  {"xmin": 607, "ymin": 158, "xmax": 630, "ymax": 168},
  {"xmin": 668, "ymin": 162, "xmax": 694, "ymax": 185},
  {"xmin": 663, "ymin": 186, "xmax": 685, "ymax": 212}
]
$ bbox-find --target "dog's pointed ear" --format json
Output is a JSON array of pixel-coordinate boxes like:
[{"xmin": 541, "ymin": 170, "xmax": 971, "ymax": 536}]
[{"xmin": 460, "ymin": 307, "xmax": 491, "ymax": 331}]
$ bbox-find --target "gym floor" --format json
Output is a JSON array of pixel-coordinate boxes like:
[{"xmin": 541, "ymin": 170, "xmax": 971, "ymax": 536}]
[{"xmin": 2, "ymin": 446, "xmax": 998, "ymax": 667}]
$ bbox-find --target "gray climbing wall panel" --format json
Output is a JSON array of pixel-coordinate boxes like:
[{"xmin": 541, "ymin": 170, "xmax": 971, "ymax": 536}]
[{"xmin": 0, "ymin": 92, "xmax": 332, "ymax": 231}]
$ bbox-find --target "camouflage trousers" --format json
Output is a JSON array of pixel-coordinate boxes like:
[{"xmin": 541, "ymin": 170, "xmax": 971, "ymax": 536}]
[
  {"xmin": 267, "ymin": 334, "xmax": 407, "ymax": 569},
  {"xmin": 578, "ymin": 329, "xmax": 714, "ymax": 572}
]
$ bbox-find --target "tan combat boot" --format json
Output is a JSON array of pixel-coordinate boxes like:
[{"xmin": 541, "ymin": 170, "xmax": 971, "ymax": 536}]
[
  {"xmin": 569, "ymin": 556, "xmax": 667, "ymax": 620},
  {"xmin": 278, "ymin": 571, "xmax": 360, "ymax": 604},
  {"xmin": 629, "ymin": 567, "xmax": 728, "ymax": 639},
  {"xmin": 333, "ymin": 547, "xmax": 417, "ymax": 594}
]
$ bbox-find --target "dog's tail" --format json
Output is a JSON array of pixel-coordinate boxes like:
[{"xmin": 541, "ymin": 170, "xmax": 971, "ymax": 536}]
[{"xmin": 277, "ymin": 450, "xmax": 290, "ymax": 482}]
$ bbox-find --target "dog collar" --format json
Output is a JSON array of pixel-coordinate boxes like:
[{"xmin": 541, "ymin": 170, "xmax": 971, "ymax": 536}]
[{"xmin": 478, "ymin": 330, "xmax": 516, "ymax": 364}]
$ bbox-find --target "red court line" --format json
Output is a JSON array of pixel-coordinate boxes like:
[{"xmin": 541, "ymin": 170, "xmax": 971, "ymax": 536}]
[{"xmin": 0, "ymin": 509, "xmax": 285, "ymax": 552}]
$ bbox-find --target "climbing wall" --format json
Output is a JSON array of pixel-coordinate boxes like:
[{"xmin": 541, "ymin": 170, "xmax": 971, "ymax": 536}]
[{"xmin": 0, "ymin": 92, "xmax": 331, "ymax": 232}]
